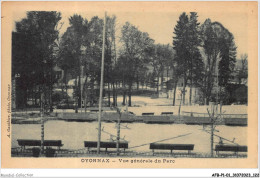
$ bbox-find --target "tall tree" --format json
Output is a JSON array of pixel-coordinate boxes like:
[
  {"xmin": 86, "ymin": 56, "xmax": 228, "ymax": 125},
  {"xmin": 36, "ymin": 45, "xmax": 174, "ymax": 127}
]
[
  {"xmin": 171, "ymin": 55, "xmax": 182, "ymax": 106},
  {"xmin": 120, "ymin": 22, "xmax": 154, "ymax": 106},
  {"xmin": 13, "ymin": 11, "xmax": 61, "ymax": 111},
  {"xmin": 200, "ymin": 19, "xmax": 237, "ymax": 104},
  {"xmin": 59, "ymin": 14, "xmax": 87, "ymax": 112},
  {"xmin": 104, "ymin": 15, "xmax": 117, "ymax": 106},
  {"xmin": 59, "ymin": 15, "xmax": 118, "ymax": 108},
  {"xmin": 187, "ymin": 12, "xmax": 203, "ymax": 105},
  {"xmin": 173, "ymin": 12, "xmax": 190, "ymax": 105},
  {"xmin": 85, "ymin": 16, "xmax": 104, "ymax": 107},
  {"xmin": 150, "ymin": 44, "xmax": 173, "ymax": 95},
  {"xmin": 58, "ymin": 27, "xmax": 78, "ymax": 107},
  {"xmin": 149, "ymin": 45, "xmax": 160, "ymax": 94}
]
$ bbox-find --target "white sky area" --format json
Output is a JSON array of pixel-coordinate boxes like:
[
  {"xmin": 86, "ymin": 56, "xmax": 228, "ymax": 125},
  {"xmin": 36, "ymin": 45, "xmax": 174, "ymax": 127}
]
[{"xmin": 12, "ymin": 11, "xmax": 248, "ymax": 58}]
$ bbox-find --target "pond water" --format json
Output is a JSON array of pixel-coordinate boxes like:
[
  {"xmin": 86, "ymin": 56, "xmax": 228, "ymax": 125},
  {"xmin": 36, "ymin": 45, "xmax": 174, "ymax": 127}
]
[{"xmin": 12, "ymin": 121, "xmax": 247, "ymax": 155}]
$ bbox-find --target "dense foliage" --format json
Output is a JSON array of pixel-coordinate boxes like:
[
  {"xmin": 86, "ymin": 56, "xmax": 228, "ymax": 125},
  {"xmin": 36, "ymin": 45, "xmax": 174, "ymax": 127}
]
[{"xmin": 12, "ymin": 11, "xmax": 245, "ymax": 110}]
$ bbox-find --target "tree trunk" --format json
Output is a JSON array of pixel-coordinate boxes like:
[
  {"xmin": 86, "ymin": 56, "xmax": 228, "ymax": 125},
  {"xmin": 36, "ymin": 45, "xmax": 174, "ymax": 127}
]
[
  {"xmin": 123, "ymin": 91, "xmax": 126, "ymax": 106},
  {"xmin": 157, "ymin": 75, "xmax": 159, "ymax": 94},
  {"xmin": 75, "ymin": 77, "xmax": 78, "ymax": 113},
  {"xmin": 115, "ymin": 91, "xmax": 117, "ymax": 106},
  {"xmin": 63, "ymin": 69, "xmax": 69, "ymax": 108},
  {"xmin": 122, "ymin": 70, "xmax": 126, "ymax": 105},
  {"xmin": 32, "ymin": 86, "xmax": 35, "ymax": 106},
  {"xmin": 49, "ymin": 68, "xmax": 53, "ymax": 112},
  {"xmin": 35, "ymin": 86, "xmax": 38, "ymax": 106},
  {"xmin": 122, "ymin": 78, "xmax": 126, "ymax": 105},
  {"xmin": 173, "ymin": 79, "xmax": 178, "ymax": 106},
  {"xmin": 182, "ymin": 76, "xmax": 187, "ymax": 105},
  {"xmin": 108, "ymin": 82, "xmax": 111, "ymax": 106},
  {"xmin": 189, "ymin": 56, "xmax": 193, "ymax": 106},
  {"xmin": 44, "ymin": 85, "xmax": 48, "ymax": 113},
  {"xmin": 161, "ymin": 70, "xmax": 164, "ymax": 92},
  {"xmin": 205, "ymin": 71, "xmax": 214, "ymax": 105},
  {"xmin": 128, "ymin": 92, "xmax": 131, "ymax": 106},
  {"xmin": 65, "ymin": 85, "xmax": 69, "ymax": 108},
  {"xmin": 128, "ymin": 83, "xmax": 132, "ymax": 106},
  {"xmin": 84, "ymin": 88, "xmax": 87, "ymax": 112},
  {"xmin": 49, "ymin": 85, "xmax": 53, "ymax": 112},
  {"xmin": 166, "ymin": 68, "xmax": 169, "ymax": 98},
  {"xmin": 90, "ymin": 77, "xmax": 95, "ymax": 107},
  {"xmin": 189, "ymin": 79, "xmax": 192, "ymax": 106},
  {"xmin": 112, "ymin": 82, "xmax": 116, "ymax": 106},
  {"xmin": 112, "ymin": 82, "xmax": 117, "ymax": 106},
  {"xmin": 78, "ymin": 68, "xmax": 81, "ymax": 111},
  {"xmin": 178, "ymin": 88, "xmax": 183, "ymax": 120},
  {"xmin": 83, "ymin": 76, "xmax": 88, "ymax": 111},
  {"xmin": 39, "ymin": 87, "xmax": 42, "ymax": 110},
  {"xmin": 40, "ymin": 92, "xmax": 44, "ymax": 155},
  {"xmin": 206, "ymin": 91, "xmax": 210, "ymax": 105},
  {"xmin": 24, "ymin": 87, "xmax": 28, "ymax": 109}
]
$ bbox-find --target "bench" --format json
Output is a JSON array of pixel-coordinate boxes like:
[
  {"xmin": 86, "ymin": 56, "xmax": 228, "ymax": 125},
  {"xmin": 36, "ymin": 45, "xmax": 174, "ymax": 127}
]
[
  {"xmin": 161, "ymin": 112, "xmax": 173, "ymax": 116},
  {"xmin": 84, "ymin": 141, "xmax": 128, "ymax": 153},
  {"xmin": 142, "ymin": 112, "xmax": 154, "ymax": 116},
  {"xmin": 17, "ymin": 139, "xmax": 63, "ymax": 150},
  {"xmin": 90, "ymin": 109, "xmax": 103, "ymax": 112},
  {"xmin": 215, "ymin": 145, "xmax": 247, "ymax": 155},
  {"xmin": 150, "ymin": 143, "xmax": 194, "ymax": 155}
]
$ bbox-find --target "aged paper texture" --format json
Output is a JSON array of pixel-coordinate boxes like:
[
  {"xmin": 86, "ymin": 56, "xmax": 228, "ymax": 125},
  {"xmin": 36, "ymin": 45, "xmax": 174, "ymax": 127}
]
[{"xmin": 1, "ymin": 1, "xmax": 258, "ymax": 168}]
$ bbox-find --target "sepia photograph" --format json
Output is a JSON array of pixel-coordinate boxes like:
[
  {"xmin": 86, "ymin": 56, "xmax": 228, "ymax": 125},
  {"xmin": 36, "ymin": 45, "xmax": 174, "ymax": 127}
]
[{"xmin": 1, "ymin": 1, "xmax": 258, "ymax": 171}]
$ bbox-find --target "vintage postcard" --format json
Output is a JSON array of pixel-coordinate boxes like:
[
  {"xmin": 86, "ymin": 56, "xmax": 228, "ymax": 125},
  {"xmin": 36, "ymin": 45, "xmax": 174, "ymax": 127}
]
[{"xmin": 1, "ymin": 1, "xmax": 258, "ymax": 169}]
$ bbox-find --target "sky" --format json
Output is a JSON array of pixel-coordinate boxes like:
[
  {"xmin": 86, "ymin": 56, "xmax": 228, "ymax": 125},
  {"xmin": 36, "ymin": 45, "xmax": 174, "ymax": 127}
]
[{"xmin": 12, "ymin": 11, "xmax": 248, "ymax": 58}]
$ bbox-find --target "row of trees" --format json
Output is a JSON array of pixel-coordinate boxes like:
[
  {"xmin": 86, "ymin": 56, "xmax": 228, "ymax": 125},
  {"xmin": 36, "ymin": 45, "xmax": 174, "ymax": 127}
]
[
  {"xmin": 172, "ymin": 12, "xmax": 237, "ymax": 105},
  {"xmin": 12, "ymin": 12, "xmax": 62, "ymax": 111},
  {"xmin": 12, "ymin": 11, "xmax": 243, "ymax": 111}
]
